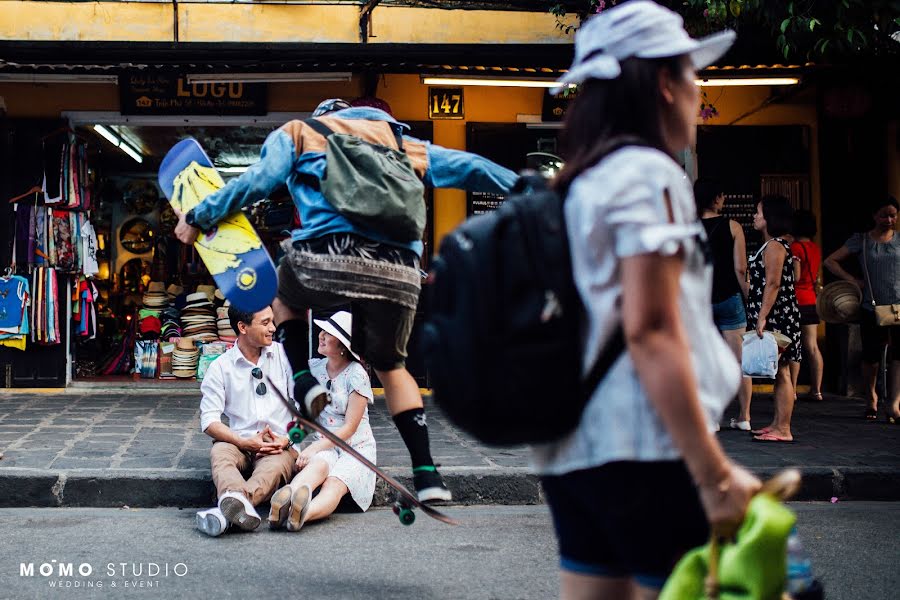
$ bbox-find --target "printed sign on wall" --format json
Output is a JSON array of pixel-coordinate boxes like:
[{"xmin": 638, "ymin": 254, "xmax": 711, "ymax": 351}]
[
  {"xmin": 119, "ymin": 74, "xmax": 267, "ymax": 116},
  {"xmin": 428, "ymin": 87, "xmax": 464, "ymax": 120}
]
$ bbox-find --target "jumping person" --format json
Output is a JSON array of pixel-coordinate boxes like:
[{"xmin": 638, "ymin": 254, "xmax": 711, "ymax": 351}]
[
  {"xmin": 533, "ymin": 3, "xmax": 760, "ymax": 598},
  {"xmin": 174, "ymin": 99, "xmax": 517, "ymax": 502}
]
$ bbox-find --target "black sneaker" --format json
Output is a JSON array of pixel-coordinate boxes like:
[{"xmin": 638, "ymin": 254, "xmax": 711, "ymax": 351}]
[
  {"xmin": 413, "ymin": 467, "xmax": 452, "ymax": 503},
  {"xmin": 293, "ymin": 372, "xmax": 329, "ymax": 420}
]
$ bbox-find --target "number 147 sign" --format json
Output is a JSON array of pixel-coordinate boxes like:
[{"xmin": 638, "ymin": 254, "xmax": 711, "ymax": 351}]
[{"xmin": 428, "ymin": 87, "xmax": 464, "ymax": 120}]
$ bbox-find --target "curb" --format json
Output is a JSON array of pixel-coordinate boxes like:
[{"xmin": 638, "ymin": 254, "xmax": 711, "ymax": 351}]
[
  {"xmin": 0, "ymin": 468, "xmax": 545, "ymax": 508},
  {"xmin": 0, "ymin": 466, "xmax": 897, "ymax": 508}
]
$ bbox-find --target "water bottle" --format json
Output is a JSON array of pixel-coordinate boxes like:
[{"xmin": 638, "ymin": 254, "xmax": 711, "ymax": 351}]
[{"xmin": 786, "ymin": 527, "xmax": 824, "ymax": 599}]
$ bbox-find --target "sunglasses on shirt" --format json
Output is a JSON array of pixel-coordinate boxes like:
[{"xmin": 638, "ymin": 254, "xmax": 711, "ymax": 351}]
[{"xmin": 251, "ymin": 367, "xmax": 267, "ymax": 396}]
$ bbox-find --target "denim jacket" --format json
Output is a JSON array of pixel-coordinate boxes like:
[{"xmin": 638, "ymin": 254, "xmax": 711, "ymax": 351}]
[{"xmin": 189, "ymin": 107, "xmax": 518, "ymax": 257}]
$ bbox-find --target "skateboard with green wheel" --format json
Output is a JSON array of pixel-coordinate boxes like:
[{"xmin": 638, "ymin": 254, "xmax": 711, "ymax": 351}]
[{"xmin": 267, "ymin": 374, "xmax": 458, "ymax": 527}]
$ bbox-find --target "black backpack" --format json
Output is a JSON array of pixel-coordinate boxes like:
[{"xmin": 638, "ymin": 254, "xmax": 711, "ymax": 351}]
[{"xmin": 422, "ymin": 173, "xmax": 625, "ymax": 446}]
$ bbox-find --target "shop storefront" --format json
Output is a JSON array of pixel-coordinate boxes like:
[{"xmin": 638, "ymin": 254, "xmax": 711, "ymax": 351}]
[{"xmin": 0, "ymin": 63, "xmax": 834, "ymax": 389}]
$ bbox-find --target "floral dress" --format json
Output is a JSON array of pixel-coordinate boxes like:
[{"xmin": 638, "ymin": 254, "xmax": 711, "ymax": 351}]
[
  {"xmin": 746, "ymin": 238, "xmax": 802, "ymax": 363},
  {"xmin": 308, "ymin": 358, "xmax": 377, "ymax": 511}
]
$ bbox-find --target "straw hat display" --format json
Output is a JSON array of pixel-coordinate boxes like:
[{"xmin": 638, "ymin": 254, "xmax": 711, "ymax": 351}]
[
  {"xmin": 196, "ymin": 285, "xmax": 216, "ymax": 303},
  {"xmin": 216, "ymin": 304, "xmax": 237, "ymax": 341},
  {"xmin": 172, "ymin": 336, "xmax": 200, "ymax": 378},
  {"xmin": 181, "ymin": 291, "xmax": 217, "ymax": 342},
  {"xmin": 816, "ymin": 281, "xmax": 862, "ymax": 324},
  {"xmin": 142, "ymin": 281, "xmax": 169, "ymax": 310}
]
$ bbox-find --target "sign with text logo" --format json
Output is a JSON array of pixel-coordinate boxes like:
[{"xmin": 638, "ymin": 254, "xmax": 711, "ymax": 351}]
[
  {"xmin": 119, "ymin": 74, "xmax": 267, "ymax": 116},
  {"xmin": 428, "ymin": 87, "xmax": 464, "ymax": 120}
]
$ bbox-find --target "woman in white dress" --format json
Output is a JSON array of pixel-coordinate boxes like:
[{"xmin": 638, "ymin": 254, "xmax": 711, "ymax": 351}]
[{"xmin": 268, "ymin": 310, "xmax": 377, "ymax": 531}]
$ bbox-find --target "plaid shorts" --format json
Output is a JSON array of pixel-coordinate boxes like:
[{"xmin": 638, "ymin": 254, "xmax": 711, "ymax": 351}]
[{"xmin": 277, "ymin": 235, "xmax": 420, "ymax": 371}]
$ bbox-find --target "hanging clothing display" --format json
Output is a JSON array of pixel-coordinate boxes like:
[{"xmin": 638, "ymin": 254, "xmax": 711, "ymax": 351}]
[
  {"xmin": 0, "ymin": 274, "xmax": 31, "ymax": 351},
  {"xmin": 44, "ymin": 133, "xmax": 91, "ymax": 210},
  {"xmin": 30, "ymin": 267, "xmax": 61, "ymax": 345},
  {"xmin": 71, "ymin": 275, "xmax": 99, "ymax": 340},
  {"xmin": 10, "ymin": 203, "xmax": 96, "ymax": 273}
]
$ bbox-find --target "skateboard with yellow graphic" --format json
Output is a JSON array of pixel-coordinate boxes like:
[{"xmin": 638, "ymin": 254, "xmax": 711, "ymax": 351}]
[{"xmin": 158, "ymin": 138, "xmax": 277, "ymax": 313}]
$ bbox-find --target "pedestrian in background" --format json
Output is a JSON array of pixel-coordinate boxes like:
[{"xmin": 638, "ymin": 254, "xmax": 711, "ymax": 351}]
[
  {"xmin": 533, "ymin": 3, "xmax": 759, "ymax": 599},
  {"xmin": 694, "ymin": 177, "xmax": 753, "ymax": 431},
  {"xmin": 746, "ymin": 195, "xmax": 802, "ymax": 442},
  {"xmin": 789, "ymin": 209, "xmax": 824, "ymax": 401},
  {"xmin": 824, "ymin": 196, "xmax": 900, "ymax": 423}
]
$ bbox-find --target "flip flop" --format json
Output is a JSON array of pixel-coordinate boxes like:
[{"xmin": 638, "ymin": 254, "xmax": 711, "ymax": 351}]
[
  {"xmin": 750, "ymin": 426, "xmax": 772, "ymax": 435},
  {"xmin": 752, "ymin": 433, "xmax": 794, "ymax": 443},
  {"xmin": 864, "ymin": 407, "xmax": 878, "ymax": 421}
]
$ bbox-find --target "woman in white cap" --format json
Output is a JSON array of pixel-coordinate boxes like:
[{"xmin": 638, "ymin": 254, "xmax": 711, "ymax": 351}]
[
  {"xmin": 532, "ymin": 2, "xmax": 760, "ymax": 597},
  {"xmin": 268, "ymin": 310, "xmax": 377, "ymax": 531}
]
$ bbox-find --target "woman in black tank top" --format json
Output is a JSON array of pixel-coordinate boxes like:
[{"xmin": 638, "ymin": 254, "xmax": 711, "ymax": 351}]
[{"xmin": 694, "ymin": 178, "xmax": 752, "ymax": 431}]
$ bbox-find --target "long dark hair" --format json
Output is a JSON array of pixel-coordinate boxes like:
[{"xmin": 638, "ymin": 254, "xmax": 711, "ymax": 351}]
[{"xmin": 553, "ymin": 55, "xmax": 686, "ymax": 192}]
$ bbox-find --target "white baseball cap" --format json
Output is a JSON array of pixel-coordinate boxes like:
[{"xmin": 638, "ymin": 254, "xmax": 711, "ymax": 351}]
[{"xmin": 553, "ymin": 0, "xmax": 735, "ymax": 93}]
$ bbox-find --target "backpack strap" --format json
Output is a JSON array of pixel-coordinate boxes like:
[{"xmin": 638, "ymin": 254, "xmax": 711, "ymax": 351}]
[
  {"xmin": 304, "ymin": 118, "xmax": 335, "ymax": 139},
  {"xmin": 304, "ymin": 118, "xmax": 405, "ymax": 151},
  {"xmin": 583, "ymin": 325, "xmax": 625, "ymax": 395}
]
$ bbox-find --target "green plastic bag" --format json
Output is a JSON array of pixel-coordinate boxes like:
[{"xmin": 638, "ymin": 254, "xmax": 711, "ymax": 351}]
[{"xmin": 659, "ymin": 493, "xmax": 796, "ymax": 600}]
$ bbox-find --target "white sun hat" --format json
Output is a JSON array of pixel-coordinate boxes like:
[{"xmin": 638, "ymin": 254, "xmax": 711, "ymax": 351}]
[
  {"xmin": 313, "ymin": 310, "xmax": 361, "ymax": 360},
  {"xmin": 552, "ymin": 0, "xmax": 736, "ymax": 93}
]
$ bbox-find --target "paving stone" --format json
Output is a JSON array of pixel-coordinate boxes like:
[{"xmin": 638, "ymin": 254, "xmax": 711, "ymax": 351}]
[
  {"xmin": 50, "ymin": 458, "xmax": 114, "ymax": 469},
  {"xmin": 117, "ymin": 457, "xmax": 176, "ymax": 469},
  {"xmin": 0, "ymin": 451, "xmax": 57, "ymax": 468}
]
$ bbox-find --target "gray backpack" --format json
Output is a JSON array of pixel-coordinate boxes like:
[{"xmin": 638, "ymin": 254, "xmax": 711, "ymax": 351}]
[{"xmin": 305, "ymin": 118, "xmax": 426, "ymax": 242}]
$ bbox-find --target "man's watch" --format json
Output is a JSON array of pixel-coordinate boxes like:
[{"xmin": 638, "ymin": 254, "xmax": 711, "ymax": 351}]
[{"xmin": 185, "ymin": 209, "xmax": 200, "ymax": 229}]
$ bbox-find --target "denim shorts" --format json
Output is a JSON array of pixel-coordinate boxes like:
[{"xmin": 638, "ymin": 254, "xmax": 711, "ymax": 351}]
[{"xmin": 712, "ymin": 293, "xmax": 747, "ymax": 331}]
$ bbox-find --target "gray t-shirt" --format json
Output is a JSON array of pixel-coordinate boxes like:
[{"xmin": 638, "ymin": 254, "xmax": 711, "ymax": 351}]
[{"xmin": 845, "ymin": 232, "xmax": 900, "ymax": 308}]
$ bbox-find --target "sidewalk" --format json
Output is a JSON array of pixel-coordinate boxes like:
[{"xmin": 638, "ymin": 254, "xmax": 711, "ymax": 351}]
[{"xmin": 0, "ymin": 390, "xmax": 896, "ymax": 507}]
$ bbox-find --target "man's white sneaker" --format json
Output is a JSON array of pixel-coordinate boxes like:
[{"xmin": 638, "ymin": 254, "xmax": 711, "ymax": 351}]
[
  {"xmin": 218, "ymin": 491, "xmax": 261, "ymax": 531},
  {"xmin": 196, "ymin": 507, "xmax": 228, "ymax": 537}
]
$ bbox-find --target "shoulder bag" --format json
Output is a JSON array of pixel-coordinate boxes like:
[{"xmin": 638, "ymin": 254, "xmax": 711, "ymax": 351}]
[{"xmin": 862, "ymin": 236, "xmax": 900, "ymax": 326}]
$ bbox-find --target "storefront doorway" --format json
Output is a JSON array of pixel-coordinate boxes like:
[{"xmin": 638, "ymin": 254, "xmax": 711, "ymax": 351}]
[{"xmin": 2, "ymin": 111, "xmax": 434, "ymax": 388}]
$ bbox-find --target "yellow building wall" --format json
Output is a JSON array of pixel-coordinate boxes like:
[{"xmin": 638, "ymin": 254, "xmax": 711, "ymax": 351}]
[{"xmin": 0, "ymin": 2, "xmax": 576, "ymax": 44}]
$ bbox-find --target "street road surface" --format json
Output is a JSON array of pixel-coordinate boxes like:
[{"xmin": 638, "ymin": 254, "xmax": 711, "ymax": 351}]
[{"xmin": 0, "ymin": 503, "xmax": 896, "ymax": 599}]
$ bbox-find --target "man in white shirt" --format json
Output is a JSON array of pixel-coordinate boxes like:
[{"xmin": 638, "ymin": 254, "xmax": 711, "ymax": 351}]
[{"xmin": 195, "ymin": 305, "xmax": 298, "ymax": 537}]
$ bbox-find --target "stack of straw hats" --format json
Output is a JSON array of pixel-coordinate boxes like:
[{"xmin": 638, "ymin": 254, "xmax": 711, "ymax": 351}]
[
  {"xmin": 217, "ymin": 303, "xmax": 237, "ymax": 342},
  {"xmin": 172, "ymin": 336, "xmax": 200, "ymax": 378},
  {"xmin": 817, "ymin": 281, "xmax": 862, "ymax": 324},
  {"xmin": 196, "ymin": 284, "xmax": 216, "ymax": 303},
  {"xmin": 142, "ymin": 281, "xmax": 169, "ymax": 310},
  {"xmin": 181, "ymin": 292, "xmax": 218, "ymax": 342}
]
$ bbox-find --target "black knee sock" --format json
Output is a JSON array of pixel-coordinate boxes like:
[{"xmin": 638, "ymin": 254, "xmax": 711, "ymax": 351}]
[
  {"xmin": 392, "ymin": 408, "xmax": 435, "ymax": 470},
  {"xmin": 275, "ymin": 319, "xmax": 310, "ymax": 375}
]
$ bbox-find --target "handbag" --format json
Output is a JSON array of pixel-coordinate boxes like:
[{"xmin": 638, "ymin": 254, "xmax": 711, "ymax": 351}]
[
  {"xmin": 861, "ymin": 236, "xmax": 900, "ymax": 326},
  {"xmin": 660, "ymin": 471, "xmax": 801, "ymax": 600}
]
